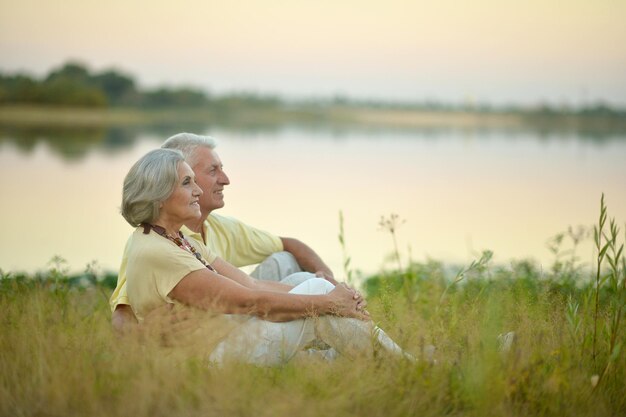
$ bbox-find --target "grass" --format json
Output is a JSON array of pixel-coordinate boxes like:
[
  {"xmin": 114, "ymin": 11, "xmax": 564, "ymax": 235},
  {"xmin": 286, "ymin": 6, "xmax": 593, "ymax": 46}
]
[{"xmin": 1, "ymin": 197, "xmax": 625, "ymax": 417}]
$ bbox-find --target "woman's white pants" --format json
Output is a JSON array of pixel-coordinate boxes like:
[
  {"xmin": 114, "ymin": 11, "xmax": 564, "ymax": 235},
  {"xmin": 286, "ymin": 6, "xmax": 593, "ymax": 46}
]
[{"xmin": 208, "ymin": 274, "xmax": 409, "ymax": 366}]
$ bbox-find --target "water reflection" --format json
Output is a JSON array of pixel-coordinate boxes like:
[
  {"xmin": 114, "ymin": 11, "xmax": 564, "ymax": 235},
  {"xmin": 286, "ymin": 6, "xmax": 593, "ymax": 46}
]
[
  {"xmin": 0, "ymin": 126, "xmax": 167, "ymax": 161},
  {"xmin": 0, "ymin": 123, "xmax": 625, "ymax": 277},
  {"xmin": 1, "ymin": 115, "xmax": 625, "ymax": 162}
]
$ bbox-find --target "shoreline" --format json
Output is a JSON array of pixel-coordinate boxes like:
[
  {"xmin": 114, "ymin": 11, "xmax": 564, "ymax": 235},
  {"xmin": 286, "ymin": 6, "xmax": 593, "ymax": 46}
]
[{"xmin": 1, "ymin": 105, "xmax": 625, "ymax": 132}]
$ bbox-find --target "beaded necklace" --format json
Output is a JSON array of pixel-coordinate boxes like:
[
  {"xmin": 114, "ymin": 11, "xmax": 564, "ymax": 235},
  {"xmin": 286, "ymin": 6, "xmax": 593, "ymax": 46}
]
[{"xmin": 141, "ymin": 223, "xmax": 216, "ymax": 272}]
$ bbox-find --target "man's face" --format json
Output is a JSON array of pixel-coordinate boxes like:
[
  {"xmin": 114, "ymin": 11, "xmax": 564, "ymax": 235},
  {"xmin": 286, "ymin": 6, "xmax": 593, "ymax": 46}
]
[{"xmin": 190, "ymin": 147, "xmax": 230, "ymax": 213}]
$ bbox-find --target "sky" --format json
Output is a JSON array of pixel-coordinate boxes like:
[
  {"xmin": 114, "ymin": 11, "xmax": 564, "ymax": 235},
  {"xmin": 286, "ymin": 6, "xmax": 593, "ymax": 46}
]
[{"xmin": 1, "ymin": 0, "xmax": 625, "ymax": 106}]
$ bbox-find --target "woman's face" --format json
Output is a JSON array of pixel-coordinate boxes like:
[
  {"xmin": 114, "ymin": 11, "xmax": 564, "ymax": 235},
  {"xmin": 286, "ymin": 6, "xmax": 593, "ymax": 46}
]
[{"xmin": 159, "ymin": 161, "xmax": 203, "ymax": 225}]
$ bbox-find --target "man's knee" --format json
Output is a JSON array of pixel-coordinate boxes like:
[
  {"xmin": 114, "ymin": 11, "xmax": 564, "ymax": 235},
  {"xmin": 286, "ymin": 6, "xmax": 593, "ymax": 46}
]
[{"xmin": 250, "ymin": 252, "xmax": 302, "ymax": 281}]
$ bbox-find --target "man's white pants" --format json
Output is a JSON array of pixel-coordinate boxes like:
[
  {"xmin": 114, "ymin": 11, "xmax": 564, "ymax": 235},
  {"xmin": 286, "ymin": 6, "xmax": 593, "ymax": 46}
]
[
  {"xmin": 208, "ymin": 275, "xmax": 408, "ymax": 366},
  {"xmin": 249, "ymin": 251, "xmax": 309, "ymax": 285}
]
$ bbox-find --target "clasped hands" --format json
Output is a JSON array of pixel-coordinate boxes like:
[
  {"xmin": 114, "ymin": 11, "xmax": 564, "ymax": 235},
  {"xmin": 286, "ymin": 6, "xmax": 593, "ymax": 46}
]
[{"xmin": 327, "ymin": 281, "xmax": 369, "ymax": 321}]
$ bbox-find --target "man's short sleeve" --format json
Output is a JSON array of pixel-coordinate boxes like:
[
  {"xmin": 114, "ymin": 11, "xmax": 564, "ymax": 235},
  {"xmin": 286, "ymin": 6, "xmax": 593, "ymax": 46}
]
[{"xmin": 206, "ymin": 214, "xmax": 283, "ymax": 267}]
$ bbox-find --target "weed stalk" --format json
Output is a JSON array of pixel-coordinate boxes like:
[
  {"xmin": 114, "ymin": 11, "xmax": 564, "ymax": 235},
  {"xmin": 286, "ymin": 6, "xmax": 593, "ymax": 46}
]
[
  {"xmin": 338, "ymin": 210, "xmax": 354, "ymax": 286},
  {"xmin": 592, "ymin": 193, "xmax": 608, "ymax": 363}
]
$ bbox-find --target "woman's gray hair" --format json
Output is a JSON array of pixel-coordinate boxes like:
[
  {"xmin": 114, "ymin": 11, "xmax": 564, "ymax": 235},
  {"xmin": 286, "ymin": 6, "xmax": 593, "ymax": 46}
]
[
  {"xmin": 121, "ymin": 148, "xmax": 185, "ymax": 227},
  {"xmin": 161, "ymin": 132, "xmax": 217, "ymax": 167}
]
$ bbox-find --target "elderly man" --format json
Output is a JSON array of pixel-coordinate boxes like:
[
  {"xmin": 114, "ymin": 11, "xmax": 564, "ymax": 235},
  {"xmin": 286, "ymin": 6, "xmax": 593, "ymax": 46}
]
[{"xmin": 110, "ymin": 133, "xmax": 338, "ymax": 333}]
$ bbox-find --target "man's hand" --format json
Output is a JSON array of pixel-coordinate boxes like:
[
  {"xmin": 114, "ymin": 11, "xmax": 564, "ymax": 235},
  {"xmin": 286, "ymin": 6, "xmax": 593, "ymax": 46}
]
[{"xmin": 315, "ymin": 270, "xmax": 339, "ymax": 285}]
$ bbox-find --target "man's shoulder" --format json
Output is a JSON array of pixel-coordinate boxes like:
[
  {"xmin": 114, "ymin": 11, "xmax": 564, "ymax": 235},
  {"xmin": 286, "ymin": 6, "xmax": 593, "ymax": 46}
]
[
  {"xmin": 205, "ymin": 212, "xmax": 279, "ymax": 243},
  {"xmin": 207, "ymin": 213, "xmax": 245, "ymax": 229}
]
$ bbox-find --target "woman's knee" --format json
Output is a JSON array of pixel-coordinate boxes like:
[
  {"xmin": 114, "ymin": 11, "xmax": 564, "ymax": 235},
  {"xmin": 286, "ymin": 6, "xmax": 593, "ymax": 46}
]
[
  {"xmin": 281, "ymin": 271, "xmax": 314, "ymax": 286},
  {"xmin": 289, "ymin": 277, "xmax": 335, "ymax": 295}
]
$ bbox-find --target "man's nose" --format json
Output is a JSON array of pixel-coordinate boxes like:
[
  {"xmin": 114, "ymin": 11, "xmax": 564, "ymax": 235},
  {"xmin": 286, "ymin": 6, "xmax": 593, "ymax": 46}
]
[{"xmin": 219, "ymin": 171, "xmax": 230, "ymax": 185}]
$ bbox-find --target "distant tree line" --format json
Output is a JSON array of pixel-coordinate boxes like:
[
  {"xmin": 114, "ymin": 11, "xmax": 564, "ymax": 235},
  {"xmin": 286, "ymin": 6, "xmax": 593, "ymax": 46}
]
[
  {"xmin": 0, "ymin": 61, "xmax": 624, "ymax": 116},
  {"xmin": 0, "ymin": 61, "xmax": 281, "ymax": 109}
]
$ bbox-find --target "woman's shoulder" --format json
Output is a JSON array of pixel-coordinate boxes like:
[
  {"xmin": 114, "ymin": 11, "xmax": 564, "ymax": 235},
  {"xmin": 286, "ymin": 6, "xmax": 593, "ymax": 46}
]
[
  {"xmin": 127, "ymin": 227, "xmax": 166, "ymax": 246},
  {"xmin": 126, "ymin": 227, "xmax": 215, "ymax": 269},
  {"xmin": 126, "ymin": 228, "xmax": 179, "ymax": 260}
]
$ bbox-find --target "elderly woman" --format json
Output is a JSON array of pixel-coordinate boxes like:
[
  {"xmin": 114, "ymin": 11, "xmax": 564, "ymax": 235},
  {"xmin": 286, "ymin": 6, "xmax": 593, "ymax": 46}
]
[{"xmin": 121, "ymin": 148, "xmax": 411, "ymax": 365}]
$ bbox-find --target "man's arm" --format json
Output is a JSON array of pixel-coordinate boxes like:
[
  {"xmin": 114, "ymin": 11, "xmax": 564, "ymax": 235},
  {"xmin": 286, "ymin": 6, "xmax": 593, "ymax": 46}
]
[{"xmin": 280, "ymin": 237, "xmax": 338, "ymax": 285}]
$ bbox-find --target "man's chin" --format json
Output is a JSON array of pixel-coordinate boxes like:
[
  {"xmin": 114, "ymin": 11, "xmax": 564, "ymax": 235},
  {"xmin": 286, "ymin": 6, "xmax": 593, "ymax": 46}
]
[{"xmin": 206, "ymin": 201, "xmax": 225, "ymax": 211}]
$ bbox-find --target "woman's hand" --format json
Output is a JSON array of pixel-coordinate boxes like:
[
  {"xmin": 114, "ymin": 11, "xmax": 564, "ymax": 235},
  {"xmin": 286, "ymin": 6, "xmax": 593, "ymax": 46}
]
[
  {"xmin": 340, "ymin": 283, "xmax": 367, "ymax": 312},
  {"xmin": 327, "ymin": 284, "xmax": 370, "ymax": 321},
  {"xmin": 111, "ymin": 304, "xmax": 139, "ymax": 337}
]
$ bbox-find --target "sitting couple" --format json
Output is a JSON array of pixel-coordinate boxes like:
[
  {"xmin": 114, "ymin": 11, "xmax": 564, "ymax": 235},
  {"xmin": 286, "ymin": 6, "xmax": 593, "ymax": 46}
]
[{"xmin": 111, "ymin": 133, "xmax": 412, "ymax": 365}]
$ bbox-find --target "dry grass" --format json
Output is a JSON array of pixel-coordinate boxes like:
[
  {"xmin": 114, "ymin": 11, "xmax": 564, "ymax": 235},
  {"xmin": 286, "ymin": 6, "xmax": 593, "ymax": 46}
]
[{"xmin": 1, "ymin": 265, "xmax": 624, "ymax": 417}]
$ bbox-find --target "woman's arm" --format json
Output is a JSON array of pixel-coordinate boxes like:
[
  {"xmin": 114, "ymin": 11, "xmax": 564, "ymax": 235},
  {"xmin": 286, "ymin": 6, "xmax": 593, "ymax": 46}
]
[
  {"xmin": 168, "ymin": 268, "xmax": 368, "ymax": 322},
  {"xmin": 212, "ymin": 257, "xmax": 294, "ymax": 293}
]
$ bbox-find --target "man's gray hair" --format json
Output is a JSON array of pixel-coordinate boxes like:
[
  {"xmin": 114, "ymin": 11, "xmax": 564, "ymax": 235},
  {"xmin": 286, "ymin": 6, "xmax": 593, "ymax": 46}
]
[
  {"xmin": 162, "ymin": 132, "xmax": 217, "ymax": 166},
  {"xmin": 121, "ymin": 148, "xmax": 185, "ymax": 227}
]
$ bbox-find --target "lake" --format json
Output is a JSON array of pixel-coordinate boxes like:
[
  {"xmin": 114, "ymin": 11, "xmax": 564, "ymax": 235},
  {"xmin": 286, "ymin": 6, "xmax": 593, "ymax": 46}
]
[{"xmin": 1, "ymin": 122, "xmax": 625, "ymax": 280}]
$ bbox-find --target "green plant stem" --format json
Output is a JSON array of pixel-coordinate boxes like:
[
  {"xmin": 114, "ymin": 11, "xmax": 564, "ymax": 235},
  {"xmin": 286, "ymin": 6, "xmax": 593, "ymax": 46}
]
[{"xmin": 592, "ymin": 194, "xmax": 607, "ymax": 364}]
